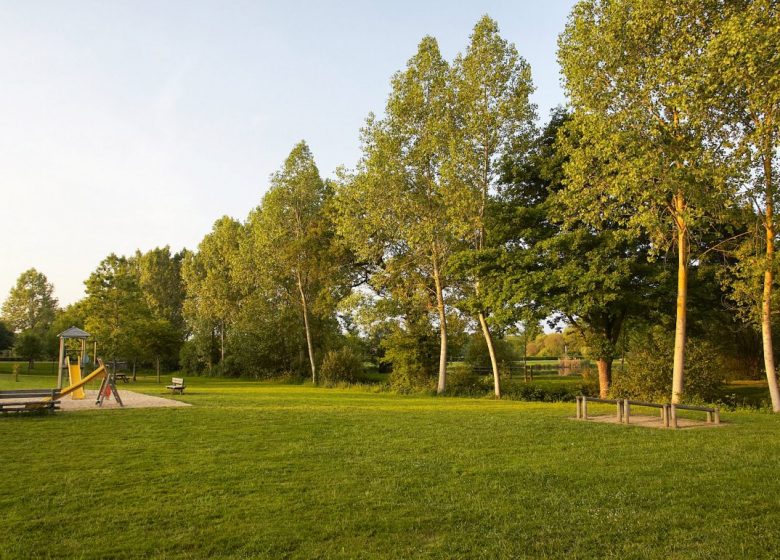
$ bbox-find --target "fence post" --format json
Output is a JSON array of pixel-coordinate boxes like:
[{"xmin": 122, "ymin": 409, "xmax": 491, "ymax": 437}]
[
  {"xmin": 670, "ymin": 404, "xmax": 678, "ymax": 429},
  {"xmin": 575, "ymin": 396, "xmax": 581, "ymax": 419},
  {"xmin": 623, "ymin": 399, "xmax": 630, "ymax": 424},
  {"xmin": 583, "ymin": 396, "xmax": 588, "ymax": 419}
]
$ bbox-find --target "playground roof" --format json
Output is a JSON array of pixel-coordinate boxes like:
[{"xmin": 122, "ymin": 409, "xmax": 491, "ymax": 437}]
[{"xmin": 58, "ymin": 326, "xmax": 91, "ymax": 339}]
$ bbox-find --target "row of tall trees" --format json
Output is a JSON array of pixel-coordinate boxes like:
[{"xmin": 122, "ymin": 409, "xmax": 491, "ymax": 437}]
[
  {"xmin": 336, "ymin": 17, "xmax": 536, "ymax": 397},
  {"xmin": 1, "ymin": 249, "xmax": 186, "ymax": 377},
  {"xmin": 3, "ymin": 5, "xmax": 778, "ymax": 409},
  {"xmin": 557, "ymin": 0, "xmax": 780, "ymax": 408}
]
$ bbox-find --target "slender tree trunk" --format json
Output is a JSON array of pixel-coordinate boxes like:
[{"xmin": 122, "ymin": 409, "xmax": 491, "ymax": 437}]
[
  {"xmin": 672, "ymin": 196, "xmax": 688, "ymax": 404},
  {"xmin": 156, "ymin": 356, "xmax": 161, "ymax": 384},
  {"xmin": 297, "ymin": 274, "xmax": 317, "ymax": 384},
  {"xmin": 762, "ymin": 150, "xmax": 780, "ymax": 412},
  {"xmin": 220, "ymin": 323, "xmax": 225, "ymax": 363},
  {"xmin": 432, "ymin": 256, "xmax": 448, "ymax": 395},
  {"xmin": 474, "ymin": 148, "xmax": 500, "ymax": 396},
  {"xmin": 596, "ymin": 357, "xmax": 612, "ymax": 399},
  {"xmin": 478, "ymin": 312, "xmax": 501, "ymax": 397}
]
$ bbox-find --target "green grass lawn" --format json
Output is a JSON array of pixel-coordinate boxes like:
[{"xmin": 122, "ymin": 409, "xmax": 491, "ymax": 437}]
[
  {"xmin": 2, "ymin": 375, "xmax": 780, "ymax": 559},
  {"xmin": 0, "ymin": 360, "xmax": 58, "ymax": 376}
]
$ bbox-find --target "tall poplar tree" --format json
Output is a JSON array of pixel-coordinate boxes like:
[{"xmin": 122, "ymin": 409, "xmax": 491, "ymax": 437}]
[
  {"xmin": 447, "ymin": 15, "xmax": 536, "ymax": 397},
  {"xmin": 559, "ymin": 0, "xmax": 735, "ymax": 403},
  {"xmin": 709, "ymin": 0, "xmax": 780, "ymax": 411},
  {"xmin": 336, "ymin": 37, "xmax": 455, "ymax": 393},
  {"xmin": 244, "ymin": 141, "xmax": 337, "ymax": 384}
]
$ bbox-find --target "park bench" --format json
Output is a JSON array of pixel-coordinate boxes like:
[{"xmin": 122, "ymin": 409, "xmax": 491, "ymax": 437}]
[
  {"xmin": 0, "ymin": 389, "xmax": 60, "ymax": 413},
  {"xmin": 166, "ymin": 377, "xmax": 186, "ymax": 395}
]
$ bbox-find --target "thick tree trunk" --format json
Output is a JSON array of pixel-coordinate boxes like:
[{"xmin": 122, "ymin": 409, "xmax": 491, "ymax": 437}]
[
  {"xmin": 432, "ymin": 258, "xmax": 448, "ymax": 395},
  {"xmin": 297, "ymin": 274, "xmax": 317, "ymax": 385},
  {"xmin": 762, "ymin": 152, "xmax": 780, "ymax": 412},
  {"xmin": 596, "ymin": 357, "xmax": 612, "ymax": 399},
  {"xmin": 478, "ymin": 312, "xmax": 501, "ymax": 397},
  {"xmin": 672, "ymin": 199, "xmax": 688, "ymax": 404}
]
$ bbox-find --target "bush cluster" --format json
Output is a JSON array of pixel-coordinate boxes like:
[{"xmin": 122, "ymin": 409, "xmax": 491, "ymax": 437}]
[
  {"xmin": 319, "ymin": 347, "xmax": 364, "ymax": 385},
  {"xmin": 612, "ymin": 326, "xmax": 725, "ymax": 402}
]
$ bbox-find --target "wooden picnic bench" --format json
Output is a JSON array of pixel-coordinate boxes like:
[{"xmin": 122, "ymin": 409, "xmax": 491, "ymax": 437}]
[
  {"xmin": 0, "ymin": 389, "xmax": 60, "ymax": 413},
  {"xmin": 115, "ymin": 373, "xmax": 130, "ymax": 383},
  {"xmin": 166, "ymin": 377, "xmax": 186, "ymax": 394}
]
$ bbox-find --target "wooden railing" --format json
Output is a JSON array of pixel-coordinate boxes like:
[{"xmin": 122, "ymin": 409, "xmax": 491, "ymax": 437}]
[{"xmin": 576, "ymin": 396, "xmax": 719, "ymax": 429}]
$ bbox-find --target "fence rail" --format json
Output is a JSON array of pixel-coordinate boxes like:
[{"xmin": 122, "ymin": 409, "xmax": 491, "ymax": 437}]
[{"xmin": 576, "ymin": 396, "xmax": 719, "ymax": 429}]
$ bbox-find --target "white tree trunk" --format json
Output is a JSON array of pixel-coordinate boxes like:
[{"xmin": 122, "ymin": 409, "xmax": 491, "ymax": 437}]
[
  {"xmin": 297, "ymin": 275, "xmax": 317, "ymax": 384},
  {"xmin": 761, "ymin": 153, "xmax": 780, "ymax": 412},
  {"xmin": 478, "ymin": 312, "xmax": 500, "ymax": 397},
  {"xmin": 433, "ymin": 259, "xmax": 448, "ymax": 394},
  {"xmin": 671, "ymin": 199, "xmax": 688, "ymax": 404}
]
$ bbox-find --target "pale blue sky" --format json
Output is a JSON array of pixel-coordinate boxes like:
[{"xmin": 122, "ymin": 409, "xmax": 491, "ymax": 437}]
[{"xmin": 1, "ymin": 0, "xmax": 576, "ymax": 306}]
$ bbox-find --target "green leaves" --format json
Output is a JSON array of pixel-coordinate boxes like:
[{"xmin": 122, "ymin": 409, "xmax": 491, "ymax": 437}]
[{"xmin": 1, "ymin": 268, "xmax": 58, "ymax": 333}]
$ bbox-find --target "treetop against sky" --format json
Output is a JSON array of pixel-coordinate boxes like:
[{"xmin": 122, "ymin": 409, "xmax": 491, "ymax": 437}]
[{"xmin": 1, "ymin": 1, "xmax": 576, "ymax": 306}]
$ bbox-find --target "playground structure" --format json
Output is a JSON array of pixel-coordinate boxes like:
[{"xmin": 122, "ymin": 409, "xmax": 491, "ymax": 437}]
[
  {"xmin": 56, "ymin": 326, "xmax": 94, "ymax": 396},
  {"xmin": 0, "ymin": 356, "xmax": 123, "ymax": 412},
  {"xmin": 53, "ymin": 326, "xmax": 123, "ymax": 408}
]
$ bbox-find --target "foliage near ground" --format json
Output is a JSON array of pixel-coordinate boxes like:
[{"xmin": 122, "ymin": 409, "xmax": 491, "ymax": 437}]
[{"xmin": 1, "ymin": 376, "xmax": 779, "ymax": 559}]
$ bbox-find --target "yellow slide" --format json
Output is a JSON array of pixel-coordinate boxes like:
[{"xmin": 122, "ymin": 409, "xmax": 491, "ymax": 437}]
[
  {"xmin": 68, "ymin": 362, "xmax": 86, "ymax": 399},
  {"xmin": 42, "ymin": 363, "xmax": 107, "ymax": 402}
]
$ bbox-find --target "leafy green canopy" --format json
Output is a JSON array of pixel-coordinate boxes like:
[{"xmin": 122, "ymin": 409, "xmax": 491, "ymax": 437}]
[
  {"xmin": 1, "ymin": 268, "xmax": 58, "ymax": 333},
  {"xmin": 558, "ymin": 0, "xmax": 737, "ymax": 244}
]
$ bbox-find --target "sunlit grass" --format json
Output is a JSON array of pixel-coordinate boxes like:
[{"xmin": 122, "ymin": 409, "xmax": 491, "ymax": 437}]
[{"xmin": 1, "ymin": 377, "xmax": 779, "ymax": 559}]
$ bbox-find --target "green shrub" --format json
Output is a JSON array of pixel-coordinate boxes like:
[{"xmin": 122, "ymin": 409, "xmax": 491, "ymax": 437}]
[
  {"xmin": 612, "ymin": 326, "xmax": 725, "ymax": 403},
  {"xmin": 503, "ymin": 384, "xmax": 576, "ymax": 402},
  {"xmin": 464, "ymin": 335, "xmax": 518, "ymax": 367},
  {"xmin": 179, "ymin": 340, "xmax": 204, "ymax": 374},
  {"xmin": 445, "ymin": 363, "xmax": 492, "ymax": 395},
  {"xmin": 381, "ymin": 325, "xmax": 437, "ymax": 393},
  {"xmin": 319, "ymin": 347, "xmax": 364, "ymax": 385}
]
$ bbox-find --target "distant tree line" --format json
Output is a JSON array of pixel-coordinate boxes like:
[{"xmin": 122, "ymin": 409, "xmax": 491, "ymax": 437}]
[{"xmin": 3, "ymin": 3, "xmax": 779, "ymax": 410}]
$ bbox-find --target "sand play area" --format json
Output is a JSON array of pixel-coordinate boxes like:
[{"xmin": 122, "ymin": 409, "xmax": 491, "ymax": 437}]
[{"xmin": 58, "ymin": 389, "xmax": 191, "ymax": 411}]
